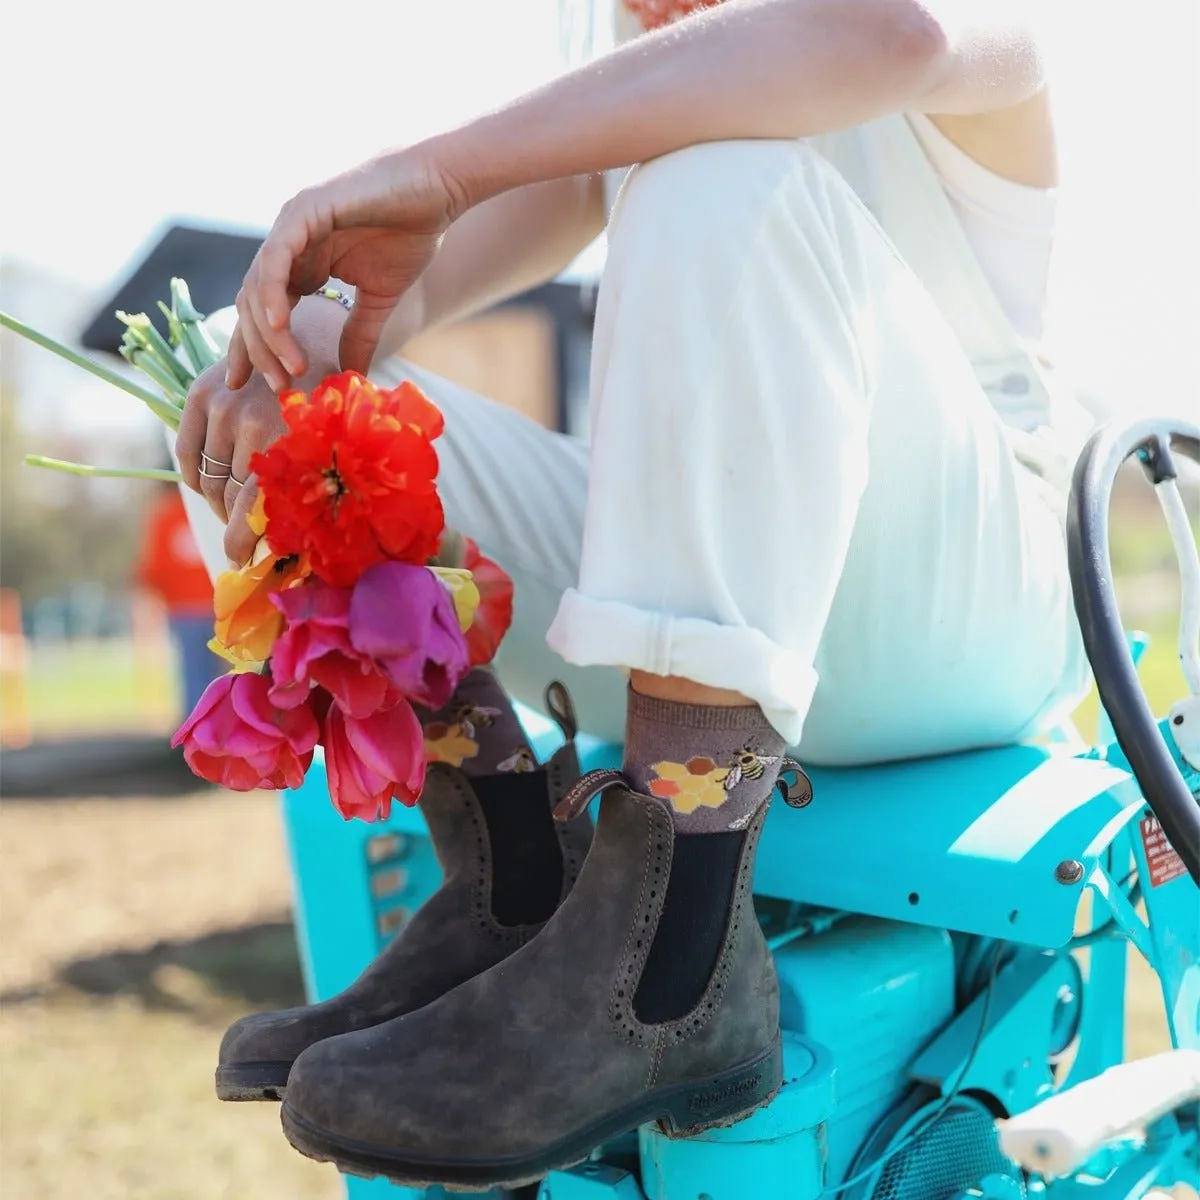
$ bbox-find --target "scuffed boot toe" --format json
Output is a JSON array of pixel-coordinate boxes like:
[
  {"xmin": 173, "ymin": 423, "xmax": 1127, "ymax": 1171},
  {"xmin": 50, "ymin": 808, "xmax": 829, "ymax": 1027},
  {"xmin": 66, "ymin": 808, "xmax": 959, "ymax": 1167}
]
[
  {"xmin": 215, "ymin": 1008, "xmax": 316, "ymax": 1101},
  {"xmin": 280, "ymin": 1031, "xmax": 424, "ymax": 1175}
]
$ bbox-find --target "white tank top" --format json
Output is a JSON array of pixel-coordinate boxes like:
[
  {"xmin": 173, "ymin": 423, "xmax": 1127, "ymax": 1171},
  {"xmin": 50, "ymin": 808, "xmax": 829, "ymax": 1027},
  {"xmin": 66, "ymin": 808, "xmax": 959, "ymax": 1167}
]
[{"xmin": 906, "ymin": 113, "xmax": 1057, "ymax": 346}]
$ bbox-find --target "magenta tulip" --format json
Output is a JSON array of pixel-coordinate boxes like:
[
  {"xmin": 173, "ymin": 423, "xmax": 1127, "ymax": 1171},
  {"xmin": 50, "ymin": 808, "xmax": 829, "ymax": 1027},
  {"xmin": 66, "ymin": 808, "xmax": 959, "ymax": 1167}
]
[
  {"xmin": 172, "ymin": 672, "xmax": 319, "ymax": 791},
  {"xmin": 348, "ymin": 561, "xmax": 470, "ymax": 709}
]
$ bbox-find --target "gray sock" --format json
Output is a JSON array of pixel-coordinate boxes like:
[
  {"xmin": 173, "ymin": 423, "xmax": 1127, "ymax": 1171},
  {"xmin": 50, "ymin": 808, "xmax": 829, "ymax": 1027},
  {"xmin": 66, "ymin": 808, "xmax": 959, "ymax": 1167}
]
[
  {"xmin": 421, "ymin": 669, "xmax": 536, "ymax": 777},
  {"xmin": 622, "ymin": 687, "xmax": 785, "ymax": 833}
]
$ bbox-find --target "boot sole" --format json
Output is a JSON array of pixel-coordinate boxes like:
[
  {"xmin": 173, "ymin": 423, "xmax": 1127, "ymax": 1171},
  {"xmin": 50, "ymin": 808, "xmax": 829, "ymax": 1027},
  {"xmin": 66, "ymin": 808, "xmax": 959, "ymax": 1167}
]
[
  {"xmin": 215, "ymin": 1060, "xmax": 292, "ymax": 1102},
  {"xmin": 280, "ymin": 1037, "xmax": 782, "ymax": 1191}
]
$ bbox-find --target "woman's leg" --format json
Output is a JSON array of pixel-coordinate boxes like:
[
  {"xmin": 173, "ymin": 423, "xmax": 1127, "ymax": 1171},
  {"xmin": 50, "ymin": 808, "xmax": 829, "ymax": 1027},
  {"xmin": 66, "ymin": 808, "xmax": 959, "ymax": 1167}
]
[{"xmin": 550, "ymin": 136, "xmax": 1086, "ymax": 763}]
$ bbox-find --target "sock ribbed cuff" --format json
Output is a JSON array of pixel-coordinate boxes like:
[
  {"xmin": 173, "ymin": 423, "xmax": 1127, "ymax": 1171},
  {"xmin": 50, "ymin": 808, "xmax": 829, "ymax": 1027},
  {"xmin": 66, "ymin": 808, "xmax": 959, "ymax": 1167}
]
[{"xmin": 625, "ymin": 687, "xmax": 774, "ymax": 732}]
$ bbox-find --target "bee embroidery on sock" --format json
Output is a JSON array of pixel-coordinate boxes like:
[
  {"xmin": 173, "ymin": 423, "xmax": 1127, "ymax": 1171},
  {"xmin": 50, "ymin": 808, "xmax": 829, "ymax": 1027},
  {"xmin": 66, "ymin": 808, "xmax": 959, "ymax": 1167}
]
[
  {"xmin": 450, "ymin": 703, "xmax": 502, "ymax": 740},
  {"xmin": 497, "ymin": 747, "xmax": 538, "ymax": 773},
  {"xmin": 722, "ymin": 744, "xmax": 781, "ymax": 792}
]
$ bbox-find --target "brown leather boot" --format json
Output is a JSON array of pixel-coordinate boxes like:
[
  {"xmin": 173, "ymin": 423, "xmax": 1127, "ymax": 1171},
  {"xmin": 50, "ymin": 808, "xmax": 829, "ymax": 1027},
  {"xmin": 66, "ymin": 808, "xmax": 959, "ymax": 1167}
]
[
  {"xmin": 279, "ymin": 775, "xmax": 782, "ymax": 1190},
  {"xmin": 215, "ymin": 699, "xmax": 590, "ymax": 1102}
]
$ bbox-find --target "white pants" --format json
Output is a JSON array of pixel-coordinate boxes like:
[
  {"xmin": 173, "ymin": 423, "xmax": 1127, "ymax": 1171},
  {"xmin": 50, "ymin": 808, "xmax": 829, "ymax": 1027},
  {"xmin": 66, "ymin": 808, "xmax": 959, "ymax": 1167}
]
[{"xmin": 375, "ymin": 140, "xmax": 1087, "ymax": 763}]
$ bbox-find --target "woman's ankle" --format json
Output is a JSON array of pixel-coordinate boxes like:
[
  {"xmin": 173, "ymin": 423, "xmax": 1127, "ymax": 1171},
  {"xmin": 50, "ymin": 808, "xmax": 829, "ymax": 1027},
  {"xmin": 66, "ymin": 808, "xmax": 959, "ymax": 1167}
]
[{"xmin": 629, "ymin": 670, "xmax": 752, "ymax": 708}]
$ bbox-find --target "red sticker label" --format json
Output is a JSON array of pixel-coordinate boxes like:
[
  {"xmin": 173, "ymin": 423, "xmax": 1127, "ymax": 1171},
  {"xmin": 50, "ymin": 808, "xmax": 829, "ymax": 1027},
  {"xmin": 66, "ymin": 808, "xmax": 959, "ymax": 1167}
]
[{"xmin": 1139, "ymin": 816, "xmax": 1188, "ymax": 888}]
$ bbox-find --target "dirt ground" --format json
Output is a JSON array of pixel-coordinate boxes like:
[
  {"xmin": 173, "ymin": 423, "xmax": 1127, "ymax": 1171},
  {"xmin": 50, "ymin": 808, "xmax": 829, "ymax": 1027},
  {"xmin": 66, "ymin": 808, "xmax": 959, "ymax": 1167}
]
[
  {"xmin": 0, "ymin": 784, "xmax": 1173, "ymax": 1200},
  {"xmin": 0, "ymin": 791, "xmax": 338, "ymax": 1200}
]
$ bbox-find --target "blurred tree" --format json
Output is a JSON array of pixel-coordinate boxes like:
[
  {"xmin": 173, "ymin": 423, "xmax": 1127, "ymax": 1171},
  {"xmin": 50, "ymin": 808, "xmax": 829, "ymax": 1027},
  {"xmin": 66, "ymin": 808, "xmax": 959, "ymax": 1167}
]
[{"xmin": 0, "ymin": 376, "xmax": 147, "ymax": 606}]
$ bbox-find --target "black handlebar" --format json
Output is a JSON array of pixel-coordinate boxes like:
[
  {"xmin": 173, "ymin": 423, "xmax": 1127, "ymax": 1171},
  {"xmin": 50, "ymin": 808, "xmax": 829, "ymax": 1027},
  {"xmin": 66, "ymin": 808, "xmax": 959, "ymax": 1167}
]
[{"xmin": 1066, "ymin": 417, "xmax": 1200, "ymax": 885}]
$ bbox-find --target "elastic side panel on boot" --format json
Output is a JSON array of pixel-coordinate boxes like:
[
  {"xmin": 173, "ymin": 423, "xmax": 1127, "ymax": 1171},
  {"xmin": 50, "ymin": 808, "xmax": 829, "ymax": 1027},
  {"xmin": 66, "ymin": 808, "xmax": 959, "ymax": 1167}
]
[
  {"xmin": 473, "ymin": 772, "xmax": 564, "ymax": 927},
  {"xmin": 633, "ymin": 830, "xmax": 746, "ymax": 1024}
]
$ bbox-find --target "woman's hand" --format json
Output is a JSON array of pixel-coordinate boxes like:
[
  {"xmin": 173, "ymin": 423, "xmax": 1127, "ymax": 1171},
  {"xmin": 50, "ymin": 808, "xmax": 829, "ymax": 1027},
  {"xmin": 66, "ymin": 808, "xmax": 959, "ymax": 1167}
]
[
  {"xmin": 229, "ymin": 146, "xmax": 461, "ymax": 393},
  {"xmin": 177, "ymin": 296, "xmax": 347, "ymax": 566}
]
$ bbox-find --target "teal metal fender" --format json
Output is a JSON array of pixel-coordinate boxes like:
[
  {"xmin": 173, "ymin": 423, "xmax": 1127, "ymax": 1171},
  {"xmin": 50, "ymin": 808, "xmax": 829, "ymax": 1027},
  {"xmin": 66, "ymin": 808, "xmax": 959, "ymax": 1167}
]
[{"xmin": 752, "ymin": 747, "xmax": 1146, "ymax": 948}]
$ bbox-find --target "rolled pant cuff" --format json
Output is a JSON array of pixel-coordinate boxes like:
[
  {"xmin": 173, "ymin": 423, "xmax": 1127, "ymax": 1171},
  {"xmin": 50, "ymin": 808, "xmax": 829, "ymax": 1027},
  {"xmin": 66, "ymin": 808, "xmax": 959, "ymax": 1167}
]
[{"xmin": 546, "ymin": 589, "xmax": 817, "ymax": 744}]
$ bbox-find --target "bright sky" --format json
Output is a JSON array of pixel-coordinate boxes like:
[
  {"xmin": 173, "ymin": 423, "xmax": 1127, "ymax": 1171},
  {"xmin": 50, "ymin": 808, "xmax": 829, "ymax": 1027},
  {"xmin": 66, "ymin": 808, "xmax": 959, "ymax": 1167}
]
[{"xmin": 2, "ymin": 0, "xmax": 1197, "ymax": 424}]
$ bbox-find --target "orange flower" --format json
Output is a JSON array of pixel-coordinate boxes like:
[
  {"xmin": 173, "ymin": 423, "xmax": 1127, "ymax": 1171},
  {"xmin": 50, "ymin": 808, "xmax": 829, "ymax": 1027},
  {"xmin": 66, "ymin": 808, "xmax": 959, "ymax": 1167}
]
[
  {"xmin": 250, "ymin": 372, "xmax": 446, "ymax": 587},
  {"xmin": 212, "ymin": 539, "xmax": 311, "ymax": 664}
]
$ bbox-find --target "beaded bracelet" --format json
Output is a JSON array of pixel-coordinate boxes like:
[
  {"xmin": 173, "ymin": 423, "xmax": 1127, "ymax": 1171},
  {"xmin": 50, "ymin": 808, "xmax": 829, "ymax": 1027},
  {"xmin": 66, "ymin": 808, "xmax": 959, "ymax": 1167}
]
[{"xmin": 313, "ymin": 286, "xmax": 354, "ymax": 311}]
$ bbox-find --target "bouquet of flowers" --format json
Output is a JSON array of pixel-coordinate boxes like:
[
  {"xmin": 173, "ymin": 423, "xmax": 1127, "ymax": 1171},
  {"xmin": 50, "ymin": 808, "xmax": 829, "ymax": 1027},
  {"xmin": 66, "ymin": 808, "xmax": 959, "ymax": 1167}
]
[{"xmin": 1, "ymin": 283, "xmax": 514, "ymax": 821}]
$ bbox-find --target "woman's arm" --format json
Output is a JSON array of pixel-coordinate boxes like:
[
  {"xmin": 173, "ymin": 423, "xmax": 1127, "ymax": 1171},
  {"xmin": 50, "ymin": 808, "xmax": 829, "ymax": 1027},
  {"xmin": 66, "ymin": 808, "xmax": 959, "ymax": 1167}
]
[
  {"xmin": 376, "ymin": 173, "xmax": 605, "ymax": 358},
  {"xmin": 229, "ymin": 0, "xmax": 1046, "ymax": 384},
  {"xmin": 430, "ymin": 0, "xmax": 1046, "ymax": 211}
]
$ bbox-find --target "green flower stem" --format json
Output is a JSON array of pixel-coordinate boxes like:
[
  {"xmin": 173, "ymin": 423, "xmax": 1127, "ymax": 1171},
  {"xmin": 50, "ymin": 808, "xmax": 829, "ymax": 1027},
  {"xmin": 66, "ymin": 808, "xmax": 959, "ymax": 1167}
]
[
  {"xmin": 170, "ymin": 278, "xmax": 222, "ymax": 375},
  {"xmin": 24, "ymin": 455, "xmax": 182, "ymax": 482},
  {"xmin": 118, "ymin": 310, "xmax": 194, "ymax": 391},
  {"xmin": 120, "ymin": 345, "xmax": 189, "ymax": 407},
  {"xmin": 0, "ymin": 310, "xmax": 183, "ymax": 430}
]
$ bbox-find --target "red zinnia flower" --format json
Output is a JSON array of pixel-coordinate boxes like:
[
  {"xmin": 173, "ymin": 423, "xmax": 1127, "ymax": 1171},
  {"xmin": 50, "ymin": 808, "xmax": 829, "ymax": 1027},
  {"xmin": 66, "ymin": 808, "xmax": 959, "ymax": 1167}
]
[{"xmin": 250, "ymin": 372, "xmax": 446, "ymax": 587}]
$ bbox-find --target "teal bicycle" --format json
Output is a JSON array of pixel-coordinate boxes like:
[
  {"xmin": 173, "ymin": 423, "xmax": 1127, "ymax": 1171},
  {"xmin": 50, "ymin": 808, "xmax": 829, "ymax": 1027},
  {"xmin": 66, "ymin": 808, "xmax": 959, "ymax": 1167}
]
[{"xmin": 282, "ymin": 416, "xmax": 1199, "ymax": 1200}]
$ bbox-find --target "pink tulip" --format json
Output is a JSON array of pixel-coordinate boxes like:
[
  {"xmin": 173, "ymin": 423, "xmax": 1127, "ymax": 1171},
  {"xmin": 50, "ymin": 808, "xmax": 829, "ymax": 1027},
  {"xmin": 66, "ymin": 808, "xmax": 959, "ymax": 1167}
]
[
  {"xmin": 172, "ymin": 672, "xmax": 319, "ymax": 791},
  {"xmin": 323, "ymin": 701, "xmax": 427, "ymax": 822},
  {"xmin": 348, "ymin": 561, "xmax": 470, "ymax": 709},
  {"xmin": 268, "ymin": 564, "xmax": 469, "ymax": 717},
  {"xmin": 269, "ymin": 583, "xmax": 396, "ymax": 717}
]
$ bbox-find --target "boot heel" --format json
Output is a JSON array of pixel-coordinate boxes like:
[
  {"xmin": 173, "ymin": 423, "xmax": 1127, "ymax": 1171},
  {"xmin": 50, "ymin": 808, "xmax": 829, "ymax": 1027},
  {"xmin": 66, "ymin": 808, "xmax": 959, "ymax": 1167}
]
[{"xmin": 660, "ymin": 1038, "xmax": 783, "ymax": 1137}]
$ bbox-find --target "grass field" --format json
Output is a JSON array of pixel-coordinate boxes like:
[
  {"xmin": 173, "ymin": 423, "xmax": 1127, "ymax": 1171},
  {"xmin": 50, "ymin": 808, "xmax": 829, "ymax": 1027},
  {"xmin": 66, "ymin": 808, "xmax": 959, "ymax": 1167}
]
[{"xmin": 0, "ymin": 487, "xmax": 1192, "ymax": 1199}]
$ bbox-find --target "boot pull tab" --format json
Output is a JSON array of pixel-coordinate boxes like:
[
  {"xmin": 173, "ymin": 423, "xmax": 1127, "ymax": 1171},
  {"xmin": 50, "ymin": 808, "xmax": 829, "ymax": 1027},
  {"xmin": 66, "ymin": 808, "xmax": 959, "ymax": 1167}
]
[
  {"xmin": 553, "ymin": 768, "xmax": 626, "ymax": 822},
  {"xmin": 777, "ymin": 757, "xmax": 814, "ymax": 808},
  {"xmin": 544, "ymin": 680, "xmax": 578, "ymax": 744}
]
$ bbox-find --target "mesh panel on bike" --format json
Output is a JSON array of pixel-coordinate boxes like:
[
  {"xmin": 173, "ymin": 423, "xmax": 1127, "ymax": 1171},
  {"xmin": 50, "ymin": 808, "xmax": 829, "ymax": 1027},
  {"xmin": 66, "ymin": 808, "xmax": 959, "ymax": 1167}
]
[{"xmin": 865, "ymin": 1096, "xmax": 1025, "ymax": 1200}]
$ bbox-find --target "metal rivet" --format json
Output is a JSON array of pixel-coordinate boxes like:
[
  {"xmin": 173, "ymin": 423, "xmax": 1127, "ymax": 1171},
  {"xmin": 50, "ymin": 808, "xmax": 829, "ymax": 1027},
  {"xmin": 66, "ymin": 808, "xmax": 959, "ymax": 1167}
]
[{"xmin": 1055, "ymin": 860, "xmax": 1085, "ymax": 885}]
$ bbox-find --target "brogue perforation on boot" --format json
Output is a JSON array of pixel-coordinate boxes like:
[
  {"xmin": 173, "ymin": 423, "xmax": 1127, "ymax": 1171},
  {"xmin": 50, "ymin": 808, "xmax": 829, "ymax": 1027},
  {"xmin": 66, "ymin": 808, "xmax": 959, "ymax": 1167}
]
[
  {"xmin": 215, "ymin": 691, "xmax": 590, "ymax": 1103},
  {"xmin": 278, "ymin": 782, "xmax": 783, "ymax": 1189}
]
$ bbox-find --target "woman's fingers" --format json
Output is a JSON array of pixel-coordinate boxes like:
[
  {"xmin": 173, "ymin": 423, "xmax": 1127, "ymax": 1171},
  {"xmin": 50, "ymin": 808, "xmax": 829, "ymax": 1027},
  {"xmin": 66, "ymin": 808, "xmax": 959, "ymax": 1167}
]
[
  {"xmin": 225, "ymin": 324, "xmax": 253, "ymax": 391},
  {"xmin": 221, "ymin": 385, "xmax": 288, "ymax": 557},
  {"xmin": 199, "ymin": 424, "xmax": 236, "ymax": 523},
  {"xmin": 338, "ymin": 295, "xmax": 391, "ymax": 376},
  {"xmin": 177, "ymin": 363, "xmax": 222, "ymax": 492},
  {"xmin": 224, "ymin": 477, "xmax": 261, "ymax": 568},
  {"xmin": 223, "ymin": 426, "xmax": 261, "ymax": 538},
  {"xmin": 235, "ymin": 286, "xmax": 290, "ymax": 394},
  {"xmin": 239, "ymin": 193, "xmax": 329, "ymax": 382}
]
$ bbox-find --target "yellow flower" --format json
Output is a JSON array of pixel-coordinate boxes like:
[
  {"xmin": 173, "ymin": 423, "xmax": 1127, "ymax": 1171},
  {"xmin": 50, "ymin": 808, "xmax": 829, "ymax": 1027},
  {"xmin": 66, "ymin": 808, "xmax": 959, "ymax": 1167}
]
[
  {"xmin": 647, "ymin": 756, "xmax": 731, "ymax": 815},
  {"xmin": 430, "ymin": 567, "xmax": 481, "ymax": 632},
  {"xmin": 245, "ymin": 493, "xmax": 268, "ymax": 539},
  {"xmin": 423, "ymin": 721, "xmax": 480, "ymax": 768},
  {"xmin": 211, "ymin": 536, "xmax": 310, "ymax": 665}
]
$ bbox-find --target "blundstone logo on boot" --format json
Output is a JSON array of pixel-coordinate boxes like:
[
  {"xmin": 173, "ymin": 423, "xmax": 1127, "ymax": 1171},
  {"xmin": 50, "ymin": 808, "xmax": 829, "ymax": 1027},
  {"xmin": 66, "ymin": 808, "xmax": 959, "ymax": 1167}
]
[{"xmin": 688, "ymin": 1073, "xmax": 762, "ymax": 1112}]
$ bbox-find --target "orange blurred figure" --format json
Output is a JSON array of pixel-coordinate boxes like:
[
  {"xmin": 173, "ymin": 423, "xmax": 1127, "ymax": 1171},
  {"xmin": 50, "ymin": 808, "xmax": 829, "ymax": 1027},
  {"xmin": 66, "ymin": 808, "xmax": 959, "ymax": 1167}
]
[{"xmin": 134, "ymin": 486, "xmax": 223, "ymax": 715}]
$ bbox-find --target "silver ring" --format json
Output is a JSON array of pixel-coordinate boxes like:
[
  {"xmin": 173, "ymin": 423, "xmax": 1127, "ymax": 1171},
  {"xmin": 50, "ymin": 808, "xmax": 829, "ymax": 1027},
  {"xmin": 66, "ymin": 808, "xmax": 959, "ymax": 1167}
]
[
  {"xmin": 229, "ymin": 473, "xmax": 248, "ymax": 489},
  {"xmin": 201, "ymin": 451, "xmax": 232, "ymax": 469},
  {"xmin": 199, "ymin": 465, "xmax": 231, "ymax": 480}
]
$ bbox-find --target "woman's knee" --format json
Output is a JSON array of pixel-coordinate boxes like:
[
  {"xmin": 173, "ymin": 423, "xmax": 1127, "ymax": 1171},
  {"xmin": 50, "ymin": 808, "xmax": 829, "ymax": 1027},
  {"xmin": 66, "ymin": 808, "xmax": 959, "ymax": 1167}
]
[{"xmin": 609, "ymin": 138, "xmax": 833, "ymax": 263}]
